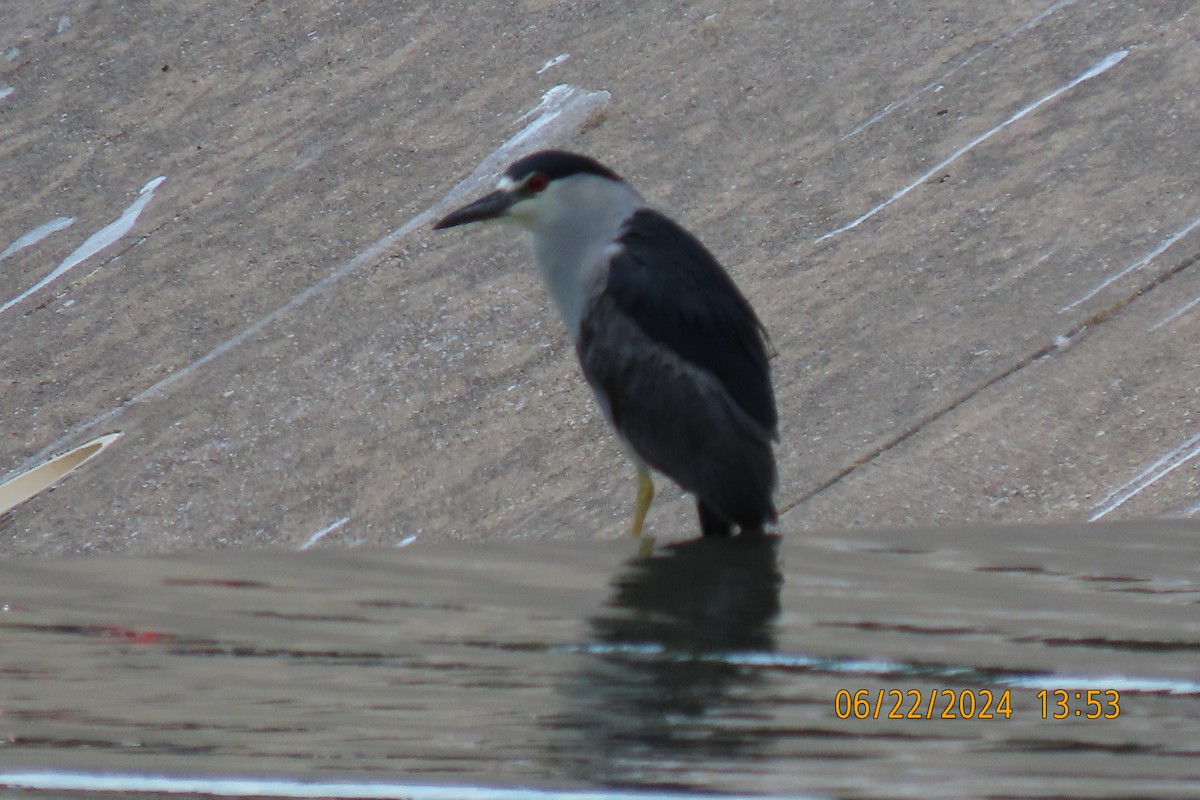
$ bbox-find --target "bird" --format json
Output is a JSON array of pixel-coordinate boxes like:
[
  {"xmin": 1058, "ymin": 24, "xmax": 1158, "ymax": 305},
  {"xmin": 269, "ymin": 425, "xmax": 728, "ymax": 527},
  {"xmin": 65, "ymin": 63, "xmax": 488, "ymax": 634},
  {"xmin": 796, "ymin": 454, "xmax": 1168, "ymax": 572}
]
[{"xmin": 433, "ymin": 150, "xmax": 777, "ymax": 538}]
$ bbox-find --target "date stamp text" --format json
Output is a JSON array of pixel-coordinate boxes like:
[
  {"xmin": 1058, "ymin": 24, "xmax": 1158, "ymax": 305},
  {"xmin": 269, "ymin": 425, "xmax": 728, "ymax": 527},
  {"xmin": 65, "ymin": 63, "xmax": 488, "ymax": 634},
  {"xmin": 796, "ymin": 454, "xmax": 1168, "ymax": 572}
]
[{"xmin": 833, "ymin": 688, "xmax": 1121, "ymax": 720}]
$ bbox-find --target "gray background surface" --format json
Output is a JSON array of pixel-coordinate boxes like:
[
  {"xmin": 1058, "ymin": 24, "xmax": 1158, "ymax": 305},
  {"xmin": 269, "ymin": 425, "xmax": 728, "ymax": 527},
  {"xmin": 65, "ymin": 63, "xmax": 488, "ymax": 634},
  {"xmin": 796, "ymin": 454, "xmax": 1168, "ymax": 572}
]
[{"xmin": 2, "ymin": 1, "xmax": 1198, "ymax": 554}]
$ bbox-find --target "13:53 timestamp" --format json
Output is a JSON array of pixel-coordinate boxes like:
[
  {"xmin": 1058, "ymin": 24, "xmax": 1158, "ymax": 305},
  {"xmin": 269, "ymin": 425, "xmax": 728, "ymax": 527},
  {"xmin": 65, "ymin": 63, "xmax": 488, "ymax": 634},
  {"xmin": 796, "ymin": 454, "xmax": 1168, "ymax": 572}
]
[{"xmin": 1038, "ymin": 689, "xmax": 1120, "ymax": 719}]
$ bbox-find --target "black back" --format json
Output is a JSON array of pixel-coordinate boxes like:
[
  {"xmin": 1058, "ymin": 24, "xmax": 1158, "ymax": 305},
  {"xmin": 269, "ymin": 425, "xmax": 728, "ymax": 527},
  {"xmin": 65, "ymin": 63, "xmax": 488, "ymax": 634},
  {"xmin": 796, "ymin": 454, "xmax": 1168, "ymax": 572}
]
[{"xmin": 605, "ymin": 209, "xmax": 777, "ymax": 436}]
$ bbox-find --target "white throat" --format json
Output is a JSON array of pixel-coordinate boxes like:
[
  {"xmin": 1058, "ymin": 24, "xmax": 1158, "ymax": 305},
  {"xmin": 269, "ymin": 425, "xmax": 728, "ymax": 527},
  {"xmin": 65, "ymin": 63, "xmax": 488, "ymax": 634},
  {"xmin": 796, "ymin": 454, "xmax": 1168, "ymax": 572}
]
[{"xmin": 517, "ymin": 174, "xmax": 643, "ymax": 340}]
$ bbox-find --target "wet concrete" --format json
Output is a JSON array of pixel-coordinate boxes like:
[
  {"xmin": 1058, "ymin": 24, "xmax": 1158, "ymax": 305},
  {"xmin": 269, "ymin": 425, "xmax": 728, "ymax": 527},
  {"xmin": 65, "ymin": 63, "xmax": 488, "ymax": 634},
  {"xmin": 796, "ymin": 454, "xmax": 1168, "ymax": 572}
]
[{"xmin": 2, "ymin": 523, "xmax": 1199, "ymax": 798}]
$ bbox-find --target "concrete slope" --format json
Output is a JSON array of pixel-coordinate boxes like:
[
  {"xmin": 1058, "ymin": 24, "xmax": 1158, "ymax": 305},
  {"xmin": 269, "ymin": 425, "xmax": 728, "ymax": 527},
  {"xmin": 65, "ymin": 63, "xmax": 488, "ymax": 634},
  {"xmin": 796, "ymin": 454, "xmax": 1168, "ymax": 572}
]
[{"xmin": 1, "ymin": 1, "xmax": 1197, "ymax": 553}]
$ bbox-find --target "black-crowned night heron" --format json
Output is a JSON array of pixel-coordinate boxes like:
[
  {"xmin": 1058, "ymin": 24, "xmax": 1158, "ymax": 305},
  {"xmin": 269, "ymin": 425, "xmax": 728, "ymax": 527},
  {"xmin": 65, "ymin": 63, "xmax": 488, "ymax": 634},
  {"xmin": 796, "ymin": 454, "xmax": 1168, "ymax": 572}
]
[{"xmin": 433, "ymin": 151, "xmax": 777, "ymax": 537}]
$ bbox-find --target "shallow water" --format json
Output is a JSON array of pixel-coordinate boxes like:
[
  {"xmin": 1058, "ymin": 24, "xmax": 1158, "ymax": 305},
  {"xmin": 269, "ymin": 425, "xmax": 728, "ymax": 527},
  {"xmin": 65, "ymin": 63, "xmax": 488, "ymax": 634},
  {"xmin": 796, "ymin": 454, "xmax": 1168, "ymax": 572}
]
[{"xmin": 1, "ymin": 523, "xmax": 1199, "ymax": 798}]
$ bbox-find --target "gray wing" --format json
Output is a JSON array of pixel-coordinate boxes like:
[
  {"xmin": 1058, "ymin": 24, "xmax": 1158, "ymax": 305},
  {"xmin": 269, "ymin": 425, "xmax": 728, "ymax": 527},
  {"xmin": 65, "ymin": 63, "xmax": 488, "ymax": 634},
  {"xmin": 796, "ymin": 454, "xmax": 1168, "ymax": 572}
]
[
  {"xmin": 599, "ymin": 208, "xmax": 777, "ymax": 439},
  {"xmin": 578, "ymin": 221, "xmax": 777, "ymax": 527}
]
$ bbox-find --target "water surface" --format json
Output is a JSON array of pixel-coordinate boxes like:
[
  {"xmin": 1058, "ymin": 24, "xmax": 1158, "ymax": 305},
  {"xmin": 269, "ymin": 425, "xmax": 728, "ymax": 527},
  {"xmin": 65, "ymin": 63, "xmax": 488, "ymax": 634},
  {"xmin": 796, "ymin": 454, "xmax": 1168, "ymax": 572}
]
[{"xmin": 2, "ymin": 523, "xmax": 1199, "ymax": 797}]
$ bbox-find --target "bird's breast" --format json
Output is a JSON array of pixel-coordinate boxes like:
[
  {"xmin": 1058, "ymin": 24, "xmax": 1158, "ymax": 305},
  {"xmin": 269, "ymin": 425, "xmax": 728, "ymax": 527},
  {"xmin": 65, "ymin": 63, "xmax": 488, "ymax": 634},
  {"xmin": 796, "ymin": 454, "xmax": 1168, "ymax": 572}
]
[{"xmin": 528, "ymin": 231, "xmax": 613, "ymax": 342}]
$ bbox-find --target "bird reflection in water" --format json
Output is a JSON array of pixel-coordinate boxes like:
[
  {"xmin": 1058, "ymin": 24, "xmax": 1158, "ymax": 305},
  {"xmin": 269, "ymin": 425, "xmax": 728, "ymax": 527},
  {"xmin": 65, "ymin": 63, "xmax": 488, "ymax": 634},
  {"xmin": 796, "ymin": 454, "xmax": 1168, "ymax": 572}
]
[{"xmin": 547, "ymin": 534, "xmax": 783, "ymax": 787}]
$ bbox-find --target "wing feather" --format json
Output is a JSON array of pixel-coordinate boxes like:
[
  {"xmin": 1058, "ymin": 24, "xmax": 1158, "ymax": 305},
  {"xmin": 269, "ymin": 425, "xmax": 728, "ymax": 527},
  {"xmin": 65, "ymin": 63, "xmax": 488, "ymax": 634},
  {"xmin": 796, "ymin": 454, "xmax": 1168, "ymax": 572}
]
[
  {"xmin": 577, "ymin": 295, "xmax": 777, "ymax": 528},
  {"xmin": 602, "ymin": 209, "xmax": 777, "ymax": 438}
]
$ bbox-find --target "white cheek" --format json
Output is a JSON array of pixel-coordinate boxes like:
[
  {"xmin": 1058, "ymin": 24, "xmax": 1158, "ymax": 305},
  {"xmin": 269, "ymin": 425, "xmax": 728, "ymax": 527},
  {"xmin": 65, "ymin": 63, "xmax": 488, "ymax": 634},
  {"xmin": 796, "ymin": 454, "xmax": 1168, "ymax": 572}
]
[{"xmin": 507, "ymin": 197, "xmax": 539, "ymax": 227}]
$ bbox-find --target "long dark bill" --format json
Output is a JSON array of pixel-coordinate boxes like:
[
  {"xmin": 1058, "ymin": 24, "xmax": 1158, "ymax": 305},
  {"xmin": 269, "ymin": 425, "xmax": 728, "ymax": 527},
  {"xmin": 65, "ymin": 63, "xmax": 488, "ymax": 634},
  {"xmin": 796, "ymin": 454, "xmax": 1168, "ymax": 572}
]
[{"xmin": 432, "ymin": 190, "xmax": 516, "ymax": 229}]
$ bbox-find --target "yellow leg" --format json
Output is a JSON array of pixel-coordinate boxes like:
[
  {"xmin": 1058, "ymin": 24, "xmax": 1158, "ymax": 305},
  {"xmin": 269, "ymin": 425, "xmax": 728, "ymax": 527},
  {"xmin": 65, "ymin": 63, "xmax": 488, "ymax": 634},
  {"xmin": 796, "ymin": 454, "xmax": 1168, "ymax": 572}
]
[{"xmin": 629, "ymin": 466, "xmax": 654, "ymax": 538}]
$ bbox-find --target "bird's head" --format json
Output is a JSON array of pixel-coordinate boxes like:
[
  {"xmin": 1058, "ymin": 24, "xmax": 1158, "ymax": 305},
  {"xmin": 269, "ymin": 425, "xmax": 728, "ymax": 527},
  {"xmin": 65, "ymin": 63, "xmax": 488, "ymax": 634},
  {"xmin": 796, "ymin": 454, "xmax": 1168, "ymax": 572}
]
[{"xmin": 433, "ymin": 150, "xmax": 638, "ymax": 234}]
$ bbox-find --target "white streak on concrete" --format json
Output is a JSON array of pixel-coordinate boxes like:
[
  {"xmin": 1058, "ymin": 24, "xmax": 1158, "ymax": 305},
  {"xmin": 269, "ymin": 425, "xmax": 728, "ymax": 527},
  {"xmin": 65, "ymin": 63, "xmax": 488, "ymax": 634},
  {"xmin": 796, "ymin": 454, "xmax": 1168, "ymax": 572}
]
[
  {"xmin": 1090, "ymin": 427, "xmax": 1200, "ymax": 521},
  {"xmin": 395, "ymin": 84, "xmax": 609, "ymax": 220},
  {"xmin": 299, "ymin": 516, "xmax": 349, "ymax": 551},
  {"xmin": 818, "ymin": 49, "xmax": 1128, "ymax": 243},
  {"xmin": 843, "ymin": 0, "xmax": 1081, "ymax": 139},
  {"xmin": 1150, "ymin": 292, "xmax": 1200, "ymax": 332},
  {"xmin": 1180, "ymin": 497, "xmax": 1200, "ymax": 518},
  {"xmin": 0, "ymin": 177, "xmax": 166, "ymax": 316},
  {"xmin": 8, "ymin": 87, "xmax": 611, "ymax": 481},
  {"xmin": 510, "ymin": 85, "xmax": 606, "ymax": 159},
  {"xmin": 0, "ymin": 87, "xmax": 13, "ymax": 101},
  {"xmin": 0, "ymin": 216, "xmax": 76, "ymax": 262},
  {"xmin": 536, "ymin": 53, "xmax": 570, "ymax": 74},
  {"xmin": 1064, "ymin": 212, "xmax": 1200, "ymax": 312},
  {"xmin": 395, "ymin": 534, "xmax": 419, "ymax": 548}
]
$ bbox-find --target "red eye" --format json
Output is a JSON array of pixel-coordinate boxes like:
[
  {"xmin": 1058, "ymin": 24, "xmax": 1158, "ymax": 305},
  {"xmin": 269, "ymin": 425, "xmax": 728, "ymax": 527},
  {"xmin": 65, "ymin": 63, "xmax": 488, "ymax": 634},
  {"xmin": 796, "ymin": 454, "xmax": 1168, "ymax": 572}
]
[{"xmin": 526, "ymin": 173, "xmax": 549, "ymax": 192}]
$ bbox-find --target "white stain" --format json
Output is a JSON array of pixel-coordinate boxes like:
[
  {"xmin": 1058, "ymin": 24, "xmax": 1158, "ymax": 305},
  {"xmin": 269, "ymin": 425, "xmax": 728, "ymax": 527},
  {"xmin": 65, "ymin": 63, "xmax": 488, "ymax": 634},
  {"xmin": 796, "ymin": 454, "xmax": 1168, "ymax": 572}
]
[
  {"xmin": 1150, "ymin": 291, "xmax": 1200, "ymax": 332},
  {"xmin": 0, "ymin": 216, "xmax": 76, "ymax": 262},
  {"xmin": 1064, "ymin": 212, "xmax": 1200, "ymax": 312},
  {"xmin": 536, "ymin": 53, "xmax": 570, "ymax": 74},
  {"xmin": 0, "ymin": 87, "xmax": 13, "ymax": 101},
  {"xmin": 394, "ymin": 84, "xmax": 609, "ymax": 227},
  {"xmin": 0, "ymin": 176, "xmax": 166, "ymax": 316},
  {"xmin": 1090, "ymin": 426, "xmax": 1200, "ymax": 521},
  {"xmin": 148, "ymin": 87, "xmax": 605, "ymax": 389},
  {"xmin": 511, "ymin": 85, "xmax": 607, "ymax": 158},
  {"xmin": 843, "ymin": 0, "xmax": 1082, "ymax": 139},
  {"xmin": 9, "ymin": 87, "xmax": 612, "ymax": 479},
  {"xmin": 817, "ymin": 49, "xmax": 1128, "ymax": 243},
  {"xmin": 298, "ymin": 516, "xmax": 350, "ymax": 551}
]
